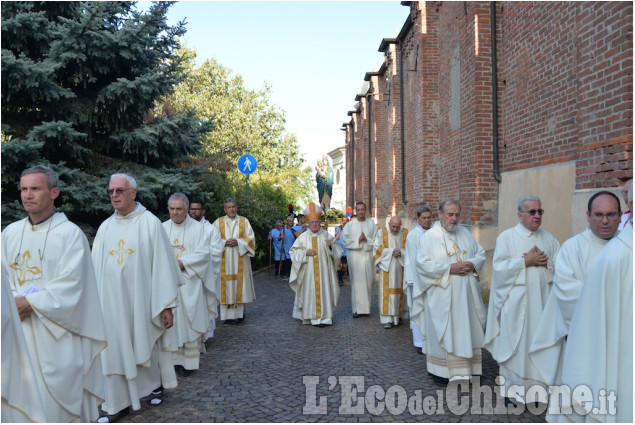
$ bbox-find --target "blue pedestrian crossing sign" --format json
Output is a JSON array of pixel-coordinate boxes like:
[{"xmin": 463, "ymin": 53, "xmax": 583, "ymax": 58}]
[{"xmin": 237, "ymin": 154, "xmax": 257, "ymax": 175}]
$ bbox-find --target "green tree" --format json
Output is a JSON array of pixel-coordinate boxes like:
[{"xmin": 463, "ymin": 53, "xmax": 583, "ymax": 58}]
[
  {"xmin": 1, "ymin": 1, "xmax": 211, "ymax": 237},
  {"xmin": 166, "ymin": 50, "xmax": 314, "ymax": 266}
]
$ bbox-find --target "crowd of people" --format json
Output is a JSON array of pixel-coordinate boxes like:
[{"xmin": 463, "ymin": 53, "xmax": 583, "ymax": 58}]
[
  {"xmin": 1, "ymin": 166, "xmax": 256, "ymax": 422},
  {"xmin": 278, "ymin": 184, "xmax": 632, "ymax": 422},
  {"xmin": 2, "ymin": 164, "xmax": 632, "ymax": 423}
]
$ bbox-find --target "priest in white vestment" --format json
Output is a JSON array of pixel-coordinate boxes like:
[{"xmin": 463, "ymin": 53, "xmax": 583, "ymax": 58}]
[
  {"xmin": 559, "ymin": 217, "xmax": 632, "ymax": 422},
  {"xmin": 213, "ymin": 198, "xmax": 256, "ymax": 323},
  {"xmin": 413, "ymin": 200, "xmax": 487, "ymax": 384},
  {"xmin": 373, "ymin": 216, "xmax": 407, "ymax": 329},
  {"xmin": 189, "ymin": 197, "xmax": 223, "ymax": 339},
  {"xmin": 403, "ymin": 206, "xmax": 433, "ymax": 353},
  {"xmin": 163, "ymin": 193, "xmax": 218, "ymax": 375},
  {"xmin": 484, "ymin": 196, "xmax": 560, "ymax": 404},
  {"xmin": 342, "ymin": 201, "xmax": 378, "ymax": 317},
  {"xmin": 92, "ymin": 174, "xmax": 180, "ymax": 421},
  {"xmin": 528, "ymin": 191, "xmax": 621, "ymax": 420},
  {"xmin": 289, "ymin": 202, "xmax": 342, "ymax": 326},
  {"xmin": 1, "ymin": 166, "xmax": 106, "ymax": 422}
]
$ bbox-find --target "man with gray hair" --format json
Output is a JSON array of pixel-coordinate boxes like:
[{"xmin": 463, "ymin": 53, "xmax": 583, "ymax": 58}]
[
  {"xmin": 373, "ymin": 216, "xmax": 407, "ymax": 329},
  {"xmin": 412, "ymin": 200, "xmax": 487, "ymax": 385},
  {"xmin": 92, "ymin": 173, "xmax": 181, "ymax": 422},
  {"xmin": 485, "ymin": 195, "xmax": 560, "ymax": 405},
  {"xmin": 163, "ymin": 193, "xmax": 218, "ymax": 377},
  {"xmin": 213, "ymin": 198, "xmax": 256, "ymax": 324},
  {"xmin": 404, "ymin": 205, "xmax": 433, "ymax": 353},
  {"xmin": 1, "ymin": 165, "xmax": 106, "ymax": 422}
]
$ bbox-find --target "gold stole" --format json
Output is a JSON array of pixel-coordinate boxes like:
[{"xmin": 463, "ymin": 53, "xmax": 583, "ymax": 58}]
[
  {"xmin": 311, "ymin": 236, "xmax": 322, "ymax": 318},
  {"xmin": 375, "ymin": 227, "xmax": 408, "ymax": 315},
  {"xmin": 219, "ymin": 216, "xmax": 251, "ymax": 304}
]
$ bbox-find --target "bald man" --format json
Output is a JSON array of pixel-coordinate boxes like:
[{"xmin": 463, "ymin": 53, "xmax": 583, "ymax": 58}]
[{"xmin": 373, "ymin": 216, "xmax": 408, "ymax": 329}]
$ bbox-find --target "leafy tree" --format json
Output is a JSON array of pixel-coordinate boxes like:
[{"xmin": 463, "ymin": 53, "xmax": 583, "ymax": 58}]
[
  {"xmin": 1, "ymin": 1, "xmax": 211, "ymax": 237},
  {"xmin": 165, "ymin": 49, "xmax": 315, "ymax": 266}
]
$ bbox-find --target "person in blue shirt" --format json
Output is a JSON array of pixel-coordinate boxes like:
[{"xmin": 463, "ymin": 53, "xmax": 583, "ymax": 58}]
[{"xmin": 334, "ymin": 216, "xmax": 349, "ymax": 286}]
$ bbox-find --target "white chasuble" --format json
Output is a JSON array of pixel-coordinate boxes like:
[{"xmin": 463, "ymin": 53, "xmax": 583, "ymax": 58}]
[
  {"xmin": 373, "ymin": 227, "xmax": 407, "ymax": 325},
  {"xmin": 1, "ymin": 213, "xmax": 106, "ymax": 422},
  {"xmin": 213, "ymin": 215, "xmax": 256, "ymax": 320},
  {"xmin": 413, "ymin": 222, "xmax": 487, "ymax": 379},
  {"xmin": 558, "ymin": 222, "xmax": 632, "ymax": 423},
  {"xmin": 404, "ymin": 225, "xmax": 426, "ymax": 349},
  {"xmin": 529, "ymin": 228, "xmax": 609, "ymax": 392},
  {"xmin": 342, "ymin": 218, "xmax": 378, "ymax": 315},
  {"xmin": 484, "ymin": 223, "xmax": 560, "ymax": 403},
  {"xmin": 289, "ymin": 229, "xmax": 342, "ymax": 325},
  {"xmin": 92, "ymin": 204, "xmax": 180, "ymax": 414},
  {"xmin": 203, "ymin": 221, "xmax": 224, "ymax": 339},
  {"xmin": 163, "ymin": 216, "xmax": 218, "ymax": 369}
]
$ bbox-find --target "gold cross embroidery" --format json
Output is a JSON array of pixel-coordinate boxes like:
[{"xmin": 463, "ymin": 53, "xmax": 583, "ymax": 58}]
[
  {"xmin": 109, "ymin": 239, "xmax": 134, "ymax": 265},
  {"xmin": 9, "ymin": 250, "xmax": 42, "ymax": 287},
  {"xmin": 172, "ymin": 238, "xmax": 186, "ymax": 259}
]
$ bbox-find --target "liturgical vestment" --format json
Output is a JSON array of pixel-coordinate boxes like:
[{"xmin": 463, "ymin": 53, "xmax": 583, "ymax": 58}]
[
  {"xmin": 289, "ymin": 228, "xmax": 342, "ymax": 325},
  {"xmin": 413, "ymin": 222, "xmax": 487, "ymax": 380},
  {"xmin": 373, "ymin": 226, "xmax": 407, "ymax": 326},
  {"xmin": 342, "ymin": 218, "xmax": 378, "ymax": 315},
  {"xmin": 202, "ymin": 220, "xmax": 224, "ymax": 339},
  {"xmin": 529, "ymin": 229, "xmax": 610, "ymax": 386},
  {"xmin": 92, "ymin": 204, "xmax": 180, "ymax": 415},
  {"xmin": 163, "ymin": 216, "xmax": 218, "ymax": 369},
  {"xmin": 559, "ymin": 222, "xmax": 632, "ymax": 422},
  {"xmin": 484, "ymin": 222, "xmax": 560, "ymax": 403},
  {"xmin": 1, "ymin": 213, "xmax": 107, "ymax": 422},
  {"xmin": 404, "ymin": 224, "xmax": 426, "ymax": 350},
  {"xmin": 213, "ymin": 215, "xmax": 256, "ymax": 320}
]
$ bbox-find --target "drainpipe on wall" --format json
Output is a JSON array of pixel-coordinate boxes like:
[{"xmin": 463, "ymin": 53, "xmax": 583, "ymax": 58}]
[
  {"xmin": 399, "ymin": 40, "xmax": 409, "ymax": 206},
  {"xmin": 368, "ymin": 97, "xmax": 373, "ymax": 213},
  {"xmin": 491, "ymin": 1, "xmax": 502, "ymax": 183}
]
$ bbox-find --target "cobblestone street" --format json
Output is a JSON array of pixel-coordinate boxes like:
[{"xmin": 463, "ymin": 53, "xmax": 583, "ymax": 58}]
[{"xmin": 125, "ymin": 270, "xmax": 546, "ymax": 422}]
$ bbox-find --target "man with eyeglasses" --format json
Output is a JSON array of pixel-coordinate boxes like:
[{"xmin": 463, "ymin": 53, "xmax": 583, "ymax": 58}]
[
  {"xmin": 559, "ymin": 183, "xmax": 632, "ymax": 422},
  {"xmin": 92, "ymin": 173, "xmax": 180, "ymax": 422},
  {"xmin": 485, "ymin": 195, "xmax": 560, "ymax": 406},
  {"xmin": 529, "ymin": 191, "xmax": 621, "ymax": 421},
  {"xmin": 1, "ymin": 165, "xmax": 106, "ymax": 422},
  {"xmin": 162, "ymin": 193, "xmax": 218, "ymax": 378},
  {"xmin": 189, "ymin": 198, "xmax": 223, "ymax": 340}
]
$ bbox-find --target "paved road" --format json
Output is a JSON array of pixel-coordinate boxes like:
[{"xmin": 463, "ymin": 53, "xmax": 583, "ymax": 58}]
[{"xmin": 125, "ymin": 270, "xmax": 546, "ymax": 422}]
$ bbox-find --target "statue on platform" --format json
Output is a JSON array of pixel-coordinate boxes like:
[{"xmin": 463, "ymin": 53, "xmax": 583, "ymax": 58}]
[{"xmin": 315, "ymin": 155, "xmax": 333, "ymax": 210}]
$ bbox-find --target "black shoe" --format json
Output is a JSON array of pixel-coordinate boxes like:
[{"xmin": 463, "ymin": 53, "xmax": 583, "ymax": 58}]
[
  {"xmin": 353, "ymin": 313, "xmax": 360, "ymax": 318},
  {"xmin": 175, "ymin": 365, "xmax": 192, "ymax": 377},
  {"xmin": 148, "ymin": 386, "xmax": 163, "ymax": 406},
  {"xmin": 223, "ymin": 319, "xmax": 235, "ymax": 325},
  {"xmin": 417, "ymin": 348, "xmax": 423, "ymax": 354},
  {"xmin": 98, "ymin": 407, "xmax": 130, "ymax": 423},
  {"xmin": 237, "ymin": 317, "xmax": 244, "ymax": 322},
  {"xmin": 432, "ymin": 375, "xmax": 449, "ymax": 386}
]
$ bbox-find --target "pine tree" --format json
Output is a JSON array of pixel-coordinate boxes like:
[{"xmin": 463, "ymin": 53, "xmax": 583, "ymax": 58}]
[{"xmin": 1, "ymin": 1, "xmax": 211, "ymax": 237}]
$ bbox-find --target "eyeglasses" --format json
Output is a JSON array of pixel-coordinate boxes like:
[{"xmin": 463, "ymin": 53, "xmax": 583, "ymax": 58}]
[
  {"xmin": 521, "ymin": 209, "xmax": 545, "ymax": 216},
  {"xmin": 107, "ymin": 188, "xmax": 132, "ymax": 196},
  {"xmin": 590, "ymin": 212, "xmax": 620, "ymax": 221}
]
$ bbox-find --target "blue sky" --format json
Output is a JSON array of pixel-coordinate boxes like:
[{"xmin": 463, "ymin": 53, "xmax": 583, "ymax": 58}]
[{"xmin": 161, "ymin": 1, "xmax": 410, "ymax": 166}]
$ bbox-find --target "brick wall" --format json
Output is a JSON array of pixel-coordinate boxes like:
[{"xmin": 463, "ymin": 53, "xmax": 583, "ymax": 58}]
[{"xmin": 344, "ymin": 1, "xmax": 632, "ymax": 227}]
